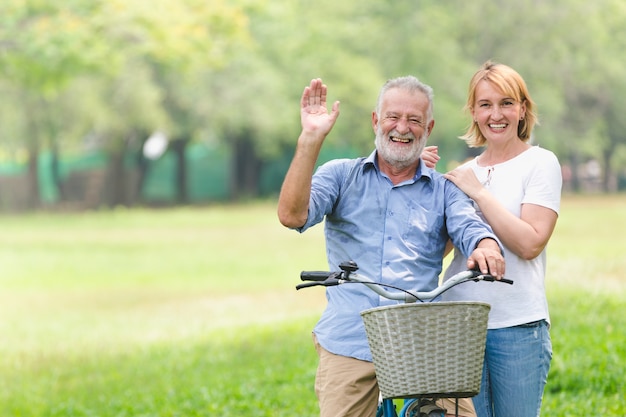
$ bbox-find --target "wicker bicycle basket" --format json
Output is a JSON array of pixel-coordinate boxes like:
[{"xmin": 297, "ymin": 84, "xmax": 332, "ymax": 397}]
[{"xmin": 361, "ymin": 302, "xmax": 490, "ymax": 399}]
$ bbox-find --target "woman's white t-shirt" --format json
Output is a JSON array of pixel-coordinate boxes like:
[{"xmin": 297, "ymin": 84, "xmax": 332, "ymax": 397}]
[{"xmin": 442, "ymin": 146, "xmax": 562, "ymax": 329}]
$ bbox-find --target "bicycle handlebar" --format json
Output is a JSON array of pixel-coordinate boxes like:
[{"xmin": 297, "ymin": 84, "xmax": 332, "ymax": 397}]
[{"xmin": 297, "ymin": 260, "xmax": 513, "ymax": 303}]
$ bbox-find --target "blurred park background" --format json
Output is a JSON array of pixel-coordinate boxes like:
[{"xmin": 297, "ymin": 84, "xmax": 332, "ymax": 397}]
[
  {"xmin": 1, "ymin": 2, "xmax": 625, "ymax": 415},
  {"xmin": 1, "ymin": 0, "xmax": 626, "ymax": 213}
]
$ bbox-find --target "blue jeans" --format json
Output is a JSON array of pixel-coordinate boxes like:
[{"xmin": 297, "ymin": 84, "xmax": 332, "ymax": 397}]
[{"xmin": 473, "ymin": 320, "xmax": 552, "ymax": 417}]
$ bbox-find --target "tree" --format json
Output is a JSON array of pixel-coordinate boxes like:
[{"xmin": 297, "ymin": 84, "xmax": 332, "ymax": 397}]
[
  {"xmin": 0, "ymin": 0, "xmax": 251, "ymax": 208},
  {"xmin": 3, "ymin": 0, "xmax": 626, "ymax": 211},
  {"xmin": 0, "ymin": 1, "xmax": 118, "ymax": 208},
  {"xmin": 204, "ymin": 0, "xmax": 386, "ymax": 198},
  {"xmin": 98, "ymin": 0, "xmax": 251, "ymax": 204}
]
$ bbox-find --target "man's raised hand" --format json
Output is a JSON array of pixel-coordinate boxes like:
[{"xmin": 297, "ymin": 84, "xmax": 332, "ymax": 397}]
[{"xmin": 300, "ymin": 78, "xmax": 340, "ymax": 136}]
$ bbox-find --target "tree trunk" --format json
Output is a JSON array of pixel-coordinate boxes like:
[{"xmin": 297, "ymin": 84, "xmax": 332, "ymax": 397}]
[
  {"xmin": 106, "ymin": 149, "xmax": 126, "ymax": 207},
  {"xmin": 601, "ymin": 147, "xmax": 614, "ymax": 192},
  {"xmin": 569, "ymin": 152, "xmax": 581, "ymax": 193},
  {"xmin": 230, "ymin": 130, "xmax": 263, "ymax": 200},
  {"xmin": 171, "ymin": 138, "xmax": 189, "ymax": 204},
  {"xmin": 134, "ymin": 148, "xmax": 150, "ymax": 204},
  {"xmin": 26, "ymin": 146, "xmax": 41, "ymax": 210},
  {"xmin": 50, "ymin": 145, "xmax": 65, "ymax": 201}
]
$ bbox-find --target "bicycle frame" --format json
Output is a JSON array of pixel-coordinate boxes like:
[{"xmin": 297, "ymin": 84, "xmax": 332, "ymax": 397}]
[
  {"xmin": 379, "ymin": 399, "xmax": 397, "ymax": 417},
  {"xmin": 379, "ymin": 398, "xmax": 442, "ymax": 417}
]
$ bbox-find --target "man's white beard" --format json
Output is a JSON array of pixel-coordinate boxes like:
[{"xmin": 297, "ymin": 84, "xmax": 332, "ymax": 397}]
[{"xmin": 375, "ymin": 125, "xmax": 427, "ymax": 170}]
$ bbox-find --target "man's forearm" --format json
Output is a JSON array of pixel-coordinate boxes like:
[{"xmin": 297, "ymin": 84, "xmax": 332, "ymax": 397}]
[{"xmin": 277, "ymin": 133, "xmax": 323, "ymax": 228}]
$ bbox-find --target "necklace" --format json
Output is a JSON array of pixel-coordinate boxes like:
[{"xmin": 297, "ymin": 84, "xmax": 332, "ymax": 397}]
[{"xmin": 483, "ymin": 166, "xmax": 495, "ymax": 187}]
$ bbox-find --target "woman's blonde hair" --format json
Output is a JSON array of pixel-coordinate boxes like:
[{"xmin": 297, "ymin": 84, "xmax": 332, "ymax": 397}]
[{"xmin": 460, "ymin": 61, "xmax": 538, "ymax": 147}]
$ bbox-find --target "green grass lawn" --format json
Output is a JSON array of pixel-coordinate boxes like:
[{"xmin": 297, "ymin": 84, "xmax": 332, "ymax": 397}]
[{"xmin": 0, "ymin": 195, "xmax": 624, "ymax": 416}]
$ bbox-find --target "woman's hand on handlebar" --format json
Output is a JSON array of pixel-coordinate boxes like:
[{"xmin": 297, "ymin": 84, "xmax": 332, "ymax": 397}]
[{"xmin": 467, "ymin": 238, "xmax": 505, "ymax": 279}]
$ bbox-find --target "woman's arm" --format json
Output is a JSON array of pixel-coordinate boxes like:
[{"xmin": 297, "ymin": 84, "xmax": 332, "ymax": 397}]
[{"xmin": 445, "ymin": 167, "xmax": 558, "ymax": 260}]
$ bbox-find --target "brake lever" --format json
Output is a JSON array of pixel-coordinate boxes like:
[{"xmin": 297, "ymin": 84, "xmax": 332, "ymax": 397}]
[{"xmin": 295, "ymin": 278, "xmax": 342, "ymax": 290}]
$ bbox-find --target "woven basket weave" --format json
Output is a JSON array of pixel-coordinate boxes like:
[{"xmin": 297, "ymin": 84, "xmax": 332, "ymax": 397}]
[{"xmin": 361, "ymin": 302, "xmax": 490, "ymax": 399}]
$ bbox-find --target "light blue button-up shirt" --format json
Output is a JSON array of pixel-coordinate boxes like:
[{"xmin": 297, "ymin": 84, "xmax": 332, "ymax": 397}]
[{"xmin": 297, "ymin": 150, "xmax": 498, "ymax": 362}]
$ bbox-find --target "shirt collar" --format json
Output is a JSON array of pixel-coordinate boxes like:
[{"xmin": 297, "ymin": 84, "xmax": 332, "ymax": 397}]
[{"xmin": 364, "ymin": 150, "xmax": 434, "ymax": 183}]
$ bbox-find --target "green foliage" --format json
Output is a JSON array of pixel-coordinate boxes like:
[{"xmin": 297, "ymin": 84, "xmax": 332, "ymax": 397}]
[
  {"xmin": 2, "ymin": 0, "xmax": 626, "ymax": 204},
  {"xmin": 0, "ymin": 1, "xmax": 112, "ymax": 93},
  {"xmin": 0, "ymin": 0, "xmax": 251, "ymax": 178}
]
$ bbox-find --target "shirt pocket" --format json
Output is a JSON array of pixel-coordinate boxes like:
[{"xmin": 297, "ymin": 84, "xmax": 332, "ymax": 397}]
[{"xmin": 403, "ymin": 203, "xmax": 445, "ymax": 258}]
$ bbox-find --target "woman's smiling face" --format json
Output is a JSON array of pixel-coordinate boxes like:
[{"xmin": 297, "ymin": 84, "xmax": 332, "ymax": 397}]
[{"xmin": 472, "ymin": 79, "xmax": 526, "ymax": 144}]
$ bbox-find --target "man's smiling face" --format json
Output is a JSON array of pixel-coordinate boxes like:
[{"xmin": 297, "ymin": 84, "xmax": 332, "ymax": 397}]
[{"xmin": 373, "ymin": 87, "xmax": 432, "ymax": 169}]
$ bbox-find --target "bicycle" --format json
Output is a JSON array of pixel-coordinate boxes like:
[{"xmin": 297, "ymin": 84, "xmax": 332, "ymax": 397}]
[{"xmin": 297, "ymin": 260, "xmax": 513, "ymax": 417}]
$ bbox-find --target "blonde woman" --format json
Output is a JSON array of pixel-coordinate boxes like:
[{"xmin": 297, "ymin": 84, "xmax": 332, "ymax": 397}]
[{"xmin": 439, "ymin": 61, "xmax": 562, "ymax": 417}]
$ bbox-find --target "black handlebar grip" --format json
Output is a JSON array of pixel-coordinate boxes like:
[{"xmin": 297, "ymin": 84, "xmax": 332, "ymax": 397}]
[
  {"xmin": 480, "ymin": 275, "xmax": 514, "ymax": 285},
  {"xmin": 300, "ymin": 271, "xmax": 333, "ymax": 282}
]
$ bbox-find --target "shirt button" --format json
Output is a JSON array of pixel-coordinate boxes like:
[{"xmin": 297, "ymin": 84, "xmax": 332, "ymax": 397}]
[{"xmin": 387, "ymin": 236, "xmax": 392, "ymax": 241}]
